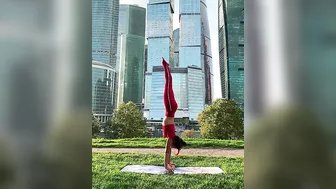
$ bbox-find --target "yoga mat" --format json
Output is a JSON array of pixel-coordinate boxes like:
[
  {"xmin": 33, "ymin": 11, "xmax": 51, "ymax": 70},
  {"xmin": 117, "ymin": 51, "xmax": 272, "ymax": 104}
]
[{"xmin": 121, "ymin": 165, "xmax": 224, "ymax": 175}]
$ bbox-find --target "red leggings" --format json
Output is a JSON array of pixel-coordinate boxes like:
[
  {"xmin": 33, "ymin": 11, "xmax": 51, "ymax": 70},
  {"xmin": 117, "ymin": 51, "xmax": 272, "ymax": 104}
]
[
  {"xmin": 163, "ymin": 124, "xmax": 176, "ymax": 139},
  {"xmin": 162, "ymin": 58, "xmax": 178, "ymax": 117}
]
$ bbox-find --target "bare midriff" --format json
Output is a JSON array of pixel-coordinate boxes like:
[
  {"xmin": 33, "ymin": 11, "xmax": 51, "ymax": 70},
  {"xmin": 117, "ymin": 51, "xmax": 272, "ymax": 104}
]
[{"xmin": 162, "ymin": 116, "xmax": 174, "ymax": 126}]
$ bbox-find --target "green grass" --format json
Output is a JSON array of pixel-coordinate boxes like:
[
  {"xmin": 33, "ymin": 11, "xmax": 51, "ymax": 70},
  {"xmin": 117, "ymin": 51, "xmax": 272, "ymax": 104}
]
[
  {"xmin": 92, "ymin": 138, "xmax": 244, "ymax": 149},
  {"xmin": 92, "ymin": 153, "xmax": 243, "ymax": 189}
]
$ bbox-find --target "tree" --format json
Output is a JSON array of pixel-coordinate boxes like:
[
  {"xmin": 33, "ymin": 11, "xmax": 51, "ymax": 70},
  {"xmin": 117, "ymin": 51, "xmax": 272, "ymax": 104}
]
[
  {"xmin": 197, "ymin": 98, "xmax": 243, "ymax": 140},
  {"xmin": 92, "ymin": 112, "xmax": 101, "ymax": 138},
  {"xmin": 104, "ymin": 102, "xmax": 147, "ymax": 139}
]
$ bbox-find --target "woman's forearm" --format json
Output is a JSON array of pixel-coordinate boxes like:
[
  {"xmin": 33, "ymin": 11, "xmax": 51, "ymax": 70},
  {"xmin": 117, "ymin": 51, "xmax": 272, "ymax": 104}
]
[{"xmin": 165, "ymin": 138, "xmax": 173, "ymax": 167}]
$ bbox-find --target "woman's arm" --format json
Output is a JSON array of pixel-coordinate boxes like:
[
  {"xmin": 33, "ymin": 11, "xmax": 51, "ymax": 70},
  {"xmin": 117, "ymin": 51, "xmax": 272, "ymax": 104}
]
[{"xmin": 165, "ymin": 138, "xmax": 173, "ymax": 171}]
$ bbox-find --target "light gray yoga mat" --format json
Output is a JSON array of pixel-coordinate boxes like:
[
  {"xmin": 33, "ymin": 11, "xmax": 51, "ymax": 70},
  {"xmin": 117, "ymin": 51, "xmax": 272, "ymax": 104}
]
[{"xmin": 121, "ymin": 165, "xmax": 224, "ymax": 175}]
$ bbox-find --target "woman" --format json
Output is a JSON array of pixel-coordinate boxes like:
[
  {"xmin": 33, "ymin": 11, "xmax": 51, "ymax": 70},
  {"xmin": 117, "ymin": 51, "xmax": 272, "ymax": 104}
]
[{"xmin": 161, "ymin": 57, "xmax": 187, "ymax": 173}]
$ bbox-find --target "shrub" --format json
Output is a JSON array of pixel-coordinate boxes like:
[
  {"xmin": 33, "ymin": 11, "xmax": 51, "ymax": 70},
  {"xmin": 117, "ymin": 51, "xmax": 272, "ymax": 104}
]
[
  {"xmin": 181, "ymin": 130, "xmax": 197, "ymax": 139},
  {"xmin": 197, "ymin": 98, "xmax": 243, "ymax": 140}
]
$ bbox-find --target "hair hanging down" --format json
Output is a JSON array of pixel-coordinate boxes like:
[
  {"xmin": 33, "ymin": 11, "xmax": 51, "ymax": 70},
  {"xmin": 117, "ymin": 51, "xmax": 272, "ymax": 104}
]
[{"xmin": 173, "ymin": 136, "xmax": 187, "ymax": 155}]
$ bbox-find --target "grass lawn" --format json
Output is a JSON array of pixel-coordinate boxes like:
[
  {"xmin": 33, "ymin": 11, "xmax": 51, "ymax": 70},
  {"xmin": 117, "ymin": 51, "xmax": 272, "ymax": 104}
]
[
  {"xmin": 92, "ymin": 138, "xmax": 244, "ymax": 149},
  {"xmin": 92, "ymin": 153, "xmax": 244, "ymax": 189}
]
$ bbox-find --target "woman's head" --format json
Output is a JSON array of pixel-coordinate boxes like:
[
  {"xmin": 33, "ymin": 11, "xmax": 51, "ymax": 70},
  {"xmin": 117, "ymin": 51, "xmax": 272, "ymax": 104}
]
[{"xmin": 172, "ymin": 136, "xmax": 187, "ymax": 155}]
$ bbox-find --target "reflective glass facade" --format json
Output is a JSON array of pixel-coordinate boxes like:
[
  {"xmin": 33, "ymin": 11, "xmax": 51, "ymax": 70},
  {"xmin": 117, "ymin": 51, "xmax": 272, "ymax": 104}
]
[
  {"xmin": 218, "ymin": 0, "xmax": 244, "ymax": 108},
  {"xmin": 218, "ymin": 0, "xmax": 228, "ymax": 98},
  {"xmin": 143, "ymin": 45, "xmax": 148, "ymax": 100},
  {"xmin": 145, "ymin": 0, "xmax": 212, "ymax": 120},
  {"xmin": 144, "ymin": 74, "xmax": 152, "ymax": 109},
  {"xmin": 147, "ymin": 66, "xmax": 203, "ymax": 120},
  {"xmin": 149, "ymin": 67, "xmax": 188, "ymax": 120},
  {"xmin": 187, "ymin": 67, "xmax": 205, "ymax": 120},
  {"xmin": 179, "ymin": 0, "xmax": 213, "ymax": 106},
  {"xmin": 92, "ymin": 0, "xmax": 119, "ymax": 69},
  {"xmin": 117, "ymin": 5, "xmax": 146, "ymax": 107},
  {"xmin": 173, "ymin": 28, "xmax": 180, "ymax": 67},
  {"xmin": 92, "ymin": 61, "xmax": 117, "ymax": 122},
  {"xmin": 200, "ymin": 0, "xmax": 214, "ymax": 105},
  {"xmin": 145, "ymin": 0, "xmax": 174, "ymax": 115}
]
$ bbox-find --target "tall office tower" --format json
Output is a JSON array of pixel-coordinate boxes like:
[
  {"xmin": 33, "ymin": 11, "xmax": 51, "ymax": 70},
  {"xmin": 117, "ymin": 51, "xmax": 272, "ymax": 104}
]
[
  {"xmin": 92, "ymin": 61, "xmax": 117, "ymax": 123},
  {"xmin": 218, "ymin": 0, "xmax": 244, "ymax": 108},
  {"xmin": 179, "ymin": 0, "xmax": 213, "ymax": 104},
  {"xmin": 144, "ymin": 0, "xmax": 214, "ymax": 121},
  {"xmin": 148, "ymin": 66, "xmax": 204, "ymax": 120},
  {"xmin": 173, "ymin": 28, "xmax": 180, "ymax": 67},
  {"xmin": 143, "ymin": 45, "xmax": 148, "ymax": 102},
  {"xmin": 116, "ymin": 4, "xmax": 146, "ymax": 108},
  {"xmin": 92, "ymin": 0, "xmax": 119, "ymax": 69},
  {"xmin": 144, "ymin": 45, "xmax": 148, "ymax": 74},
  {"xmin": 144, "ymin": 0, "xmax": 174, "ymax": 119}
]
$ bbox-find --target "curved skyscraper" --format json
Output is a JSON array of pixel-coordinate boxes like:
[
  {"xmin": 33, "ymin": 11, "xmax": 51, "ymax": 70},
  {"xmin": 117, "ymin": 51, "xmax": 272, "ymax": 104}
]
[
  {"xmin": 92, "ymin": 61, "xmax": 117, "ymax": 123},
  {"xmin": 179, "ymin": 0, "xmax": 213, "ymax": 105},
  {"xmin": 200, "ymin": 0, "xmax": 214, "ymax": 106}
]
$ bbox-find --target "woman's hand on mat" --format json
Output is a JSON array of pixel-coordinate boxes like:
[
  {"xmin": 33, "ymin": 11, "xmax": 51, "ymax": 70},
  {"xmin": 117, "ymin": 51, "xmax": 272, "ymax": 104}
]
[{"xmin": 165, "ymin": 164, "xmax": 174, "ymax": 172}]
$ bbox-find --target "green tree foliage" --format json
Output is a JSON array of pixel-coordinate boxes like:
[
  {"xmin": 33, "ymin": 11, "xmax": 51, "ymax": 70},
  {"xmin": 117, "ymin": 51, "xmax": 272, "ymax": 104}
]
[
  {"xmin": 197, "ymin": 98, "xmax": 243, "ymax": 139},
  {"xmin": 104, "ymin": 102, "xmax": 147, "ymax": 139},
  {"xmin": 92, "ymin": 112, "xmax": 101, "ymax": 138}
]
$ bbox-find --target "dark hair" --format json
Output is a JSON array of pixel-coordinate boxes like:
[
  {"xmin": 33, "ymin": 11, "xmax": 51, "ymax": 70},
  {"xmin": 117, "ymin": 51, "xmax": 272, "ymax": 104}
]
[{"xmin": 172, "ymin": 136, "xmax": 187, "ymax": 155}]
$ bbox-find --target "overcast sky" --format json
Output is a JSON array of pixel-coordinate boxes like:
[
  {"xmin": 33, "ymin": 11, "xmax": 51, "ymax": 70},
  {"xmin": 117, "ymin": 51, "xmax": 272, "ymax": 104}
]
[{"xmin": 120, "ymin": 0, "xmax": 221, "ymax": 99}]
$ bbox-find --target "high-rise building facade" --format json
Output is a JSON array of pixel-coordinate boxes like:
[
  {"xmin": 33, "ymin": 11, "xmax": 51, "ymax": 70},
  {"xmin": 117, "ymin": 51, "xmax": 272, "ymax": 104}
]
[
  {"xmin": 144, "ymin": 0, "xmax": 213, "ymax": 121},
  {"xmin": 92, "ymin": 0, "xmax": 120, "ymax": 69},
  {"xmin": 144, "ymin": 0, "xmax": 174, "ymax": 118},
  {"xmin": 218, "ymin": 0, "xmax": 244, "ymax": 108},
  {"xmin": 92, "ymin": 61, "xmax": 117, "ymax": 123},
  {"xmin": 145, "ymin": 66, "xmax": 204, "ymax": 121},
  {"xmin": 143, "ymin": 45, "xmax": 148, "ymax": 102},
  {"xmin": 179, "ymin": 0, "xmax": 213, "ymax": 106},
  {"xmin": 173, "ymin": 28, "xmax": 180, "ymax": 67},
  {"xmin": 116, "ymin": 4, "xmax": 146, "ymax": 108}
]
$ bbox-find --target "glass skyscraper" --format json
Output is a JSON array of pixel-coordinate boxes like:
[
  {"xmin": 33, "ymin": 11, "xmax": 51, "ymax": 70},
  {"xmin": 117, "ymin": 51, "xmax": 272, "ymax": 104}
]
[
  {"xmin": 92, "ymin": 0, "xmax": 119, "ymax": 69},
  {"xmin": 92, "ymin": 61, "xmax": 117, "ymax": 123},
  {"xmin": 92, "ymin": 0, "xmax": 119, "ymax": 121},
  {"xmin": 179, "ymin": 0, "xmax": 213, "ymax": 106},
  {"xmin": 145, "ymin": 66, "xmax": 204, "ymax": 120},
  {"xmin": 218, "ymin": 0, "xmax": 244, "ymax": 108},
  {"xmin": 144, "ymin": 0, "xmax": 212, "ymax": 121},
  {"xmin": 173, "ymin": 28, "xmax": 180, "ymax": 67},
  {"xmin": 116, "ymin": 4, "xmax": 146, "ymax": 108},
  {"xmin": 144, "ymin": 0, "xmax": 174, "ymax": 118}
]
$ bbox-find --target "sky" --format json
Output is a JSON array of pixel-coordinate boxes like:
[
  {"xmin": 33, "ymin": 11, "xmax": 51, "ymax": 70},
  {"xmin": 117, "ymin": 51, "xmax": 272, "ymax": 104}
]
[{"xmin": 120, "ymin": 0, "xmax": 221, "ymax": 100}]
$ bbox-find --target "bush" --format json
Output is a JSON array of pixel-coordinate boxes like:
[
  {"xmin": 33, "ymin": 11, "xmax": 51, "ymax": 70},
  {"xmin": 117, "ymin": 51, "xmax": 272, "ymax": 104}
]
[
  {"xmin": 103, "ymin": 102, "xmax": 147, "ymax": 139},
  {"xmin": 197, "ymin": 98, "xmax": 243, "ymax": 140},
  {"xmin": 181, "ymin": 130, "xmax": 197, "ymax": 139}
]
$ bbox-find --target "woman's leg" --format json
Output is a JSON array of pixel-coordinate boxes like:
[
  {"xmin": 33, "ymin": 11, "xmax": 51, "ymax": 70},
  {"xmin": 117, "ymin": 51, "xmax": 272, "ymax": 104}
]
[{"xmin": 162, "ymin": 58, "xmax": 177, "ymax": 117}]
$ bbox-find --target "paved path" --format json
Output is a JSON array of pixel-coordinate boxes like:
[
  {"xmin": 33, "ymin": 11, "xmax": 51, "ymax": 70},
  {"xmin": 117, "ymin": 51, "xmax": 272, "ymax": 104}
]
[{"xmin": 92, "ymin": 148, "xmax": 244, "ymax": 158}]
